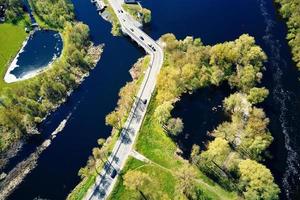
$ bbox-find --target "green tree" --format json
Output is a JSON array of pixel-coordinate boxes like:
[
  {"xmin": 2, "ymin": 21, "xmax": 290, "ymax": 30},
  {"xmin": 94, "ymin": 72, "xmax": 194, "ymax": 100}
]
[
  {"xmin": 166, "ymin": 117, "xmax": 184, "ymax": 136},
  {"xmin": 154, "ymin": 101, "xmax": 174, "ymax": 125},
  {"xmin": 175, "ymin": 165, "xmax": 198, "ymax": 199},
  {"xmin": 238, "ymin": 159, "xmax": 280, "ymax": 200},
  {"xmin": 105, "ymin": 110, "xmax": 122, "ymax": 130},
  {"xmin": 247, "ymin": 87, "xmax": 269, "ymax": 104},
  {"xmin": 123, "ymin": 170, "xmax": 152, "ymax": 200},
  {"xmin": 200, "ymin": 138, "xmax": 231, "ymax": 166}
]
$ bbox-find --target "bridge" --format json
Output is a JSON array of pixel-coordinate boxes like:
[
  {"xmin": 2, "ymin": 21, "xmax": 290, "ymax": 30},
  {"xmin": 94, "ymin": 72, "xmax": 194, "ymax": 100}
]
[{"xmin": 84, "ymin": 0, "xmax": 164, "ymax": 199}]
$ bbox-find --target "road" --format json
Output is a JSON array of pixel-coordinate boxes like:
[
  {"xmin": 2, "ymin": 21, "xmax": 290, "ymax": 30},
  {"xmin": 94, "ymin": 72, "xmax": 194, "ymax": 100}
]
[{"xmin": 84, "ymin": 0, "xmax": 164, "ymax": 199}]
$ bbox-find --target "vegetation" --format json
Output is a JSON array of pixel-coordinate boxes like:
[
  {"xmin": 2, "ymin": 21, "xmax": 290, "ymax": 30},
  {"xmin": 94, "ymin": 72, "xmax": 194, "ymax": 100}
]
[
  {"xmin": 123, "ymin": 170, "xmax": 153, "ymax": 199},
  {"xmin": 69, "ymin": 33, "xmax": 278, "ymax": 199},
  {"xmin": 0, "ymin": 0, "xmax": 103, "ymax": 153},
  {"xmin": 67, "ymin": 55, "xmax": 150, "ymax": 200},
  {"xmin": 0, "ymin": 0, "xmax": 25, "ymax": 22},
  {"xmin": 103, "ymin": 0, "xmax": 121, "ymax": 36},
  {"xmin": 122, "ymin": 4, "xmax": 151, "ymax": 24},
  {"xmin": 239, "ymin": 159, "xmax": 280, "ymax": 200},
  {"xmin": 275, "ymin": 0, "xmax": 300, "ymax": 69},
  {"xmin": 67, "ymin": 133, "xmax": 119, "ymax": 200},
  {"xmin": 0, "ymin": 22, "xmax": 101, "ymax": 152},
  {"xmin": 109, "ymin": 156, "xmax": 236, "ymax": 200},
  {"xmin": 30, "ymin": 0, "xmax": 74, "ymax": 29},
  {"xmin": 0, "ymin": 19, "xmax": 29, "ymax": 87},
  {"xmin": 131, "ymin": 33, "xmax": 278, "ymax": 200}
]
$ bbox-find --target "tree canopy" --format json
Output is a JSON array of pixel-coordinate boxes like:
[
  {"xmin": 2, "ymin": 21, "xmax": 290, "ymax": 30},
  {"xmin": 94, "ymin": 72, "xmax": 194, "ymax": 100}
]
[
  {"xmin": 276, "ymin": 0, "xmax": 300, "ymax": 69},
  {"xmin": 31, "ymin": 0, "xmax": 74, "ymax": 28},
  {"xmin": 239, "ymin": 159, "xmax": 280, "ymax": 200}
]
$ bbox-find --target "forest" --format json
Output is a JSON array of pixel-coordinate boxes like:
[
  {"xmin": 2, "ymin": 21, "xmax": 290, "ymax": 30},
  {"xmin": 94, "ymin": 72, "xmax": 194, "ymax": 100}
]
[
  {"xmin": 275, "ymin": 0, "xmax": 300, "ymax": 69},
  {"xmin": 30, "ymin": 0, "xmax": 74, "ymax": 28},
  {"xmin": 0, "ymin": 0, "xmax": 25, "ymax": 22}
]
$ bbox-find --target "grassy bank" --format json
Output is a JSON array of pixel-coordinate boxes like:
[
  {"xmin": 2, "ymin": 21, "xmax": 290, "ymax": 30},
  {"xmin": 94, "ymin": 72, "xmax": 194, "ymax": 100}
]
[{"xmin": 0, "ymin": 17, "xmax": 29, "ymax": 90}]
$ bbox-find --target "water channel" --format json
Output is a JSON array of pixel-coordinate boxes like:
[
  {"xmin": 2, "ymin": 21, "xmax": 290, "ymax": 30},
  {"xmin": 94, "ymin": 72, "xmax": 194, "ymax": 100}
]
[{"xmin": 4, "ymin": 0, "xmax": 300, "ymax": 199}]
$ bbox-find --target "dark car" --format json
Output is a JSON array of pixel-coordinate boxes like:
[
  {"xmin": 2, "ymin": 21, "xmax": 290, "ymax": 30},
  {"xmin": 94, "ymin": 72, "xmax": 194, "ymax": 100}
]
[
  {"xmin": 110, "ymin": 169, "xmax": 117, "ymax": 178},
  {"xmin": 130, "ymin": 28, "xmax": 134, "ymax": 32},
  {"xmin": 143, "ymin": 99, "xmax": 148, "ymax": 105},
  {"xmin": 140, "ymin": 36, "xmax": 144, "ymax": 40}
]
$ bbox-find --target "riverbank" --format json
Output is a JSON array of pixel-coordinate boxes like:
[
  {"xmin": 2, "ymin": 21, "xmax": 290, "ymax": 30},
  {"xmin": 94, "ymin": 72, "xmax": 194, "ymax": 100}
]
[{"xmin": 67, "ymin": 55, "xmax": 150, "ymax": 200}]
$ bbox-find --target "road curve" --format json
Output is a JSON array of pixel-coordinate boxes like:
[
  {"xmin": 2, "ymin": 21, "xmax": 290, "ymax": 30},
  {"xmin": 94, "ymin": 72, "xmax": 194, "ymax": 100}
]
[{"xmin": 84, "ymin": 0, "xmax": 164, "ymax": 199}]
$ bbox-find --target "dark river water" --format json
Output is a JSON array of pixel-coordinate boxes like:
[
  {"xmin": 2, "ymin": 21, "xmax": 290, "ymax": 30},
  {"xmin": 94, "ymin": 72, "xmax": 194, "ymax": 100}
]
[
  {"xmin": 5, "ymin": 0, "xmax": 300, "ymax": 199},
  {"xmin": 10, "ymin": 30, "xmax": 62, "ymax": 79}
]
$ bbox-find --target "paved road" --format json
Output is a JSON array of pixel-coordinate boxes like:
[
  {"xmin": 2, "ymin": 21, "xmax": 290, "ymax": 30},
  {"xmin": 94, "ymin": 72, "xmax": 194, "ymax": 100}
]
[{"xmin": 84, "ymin": 1, "xmax": 164, "ymax": 200}]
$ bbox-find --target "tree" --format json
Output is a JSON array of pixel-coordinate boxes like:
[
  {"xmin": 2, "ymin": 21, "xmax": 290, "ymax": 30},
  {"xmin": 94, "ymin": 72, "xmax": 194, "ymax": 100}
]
[
  {"xmin": 238, "ymin": 159, "xmax": 280, "ymax": 200},
  {"xmin": 166, "ymin": 117, "xmax": 184, "ymax": 136},
  {"xmin": 97, "ymin": 138, "xmax": 106, "ymax": 147},
  {"xmin": 190, "ymin": 144, "xmax": 201, "ymax": 165},
  {"xmin": 2, "ymin": 0, "xmax": 24, "ymax": 22},
  {"xmin": 247, "ymin": 87, "xmax": 269, "ymax": 104},
  {"xmin": 200, "ymin": 138, "xmax": 231, "ymax": 166},
  {"xmin": 175, "ymin": 165, "xmax": 198, "ymax": 199},
  {"xmin": 154, "ymin": 101, "xmax": 174, "ymax": 125},
  {"xmin": 33, "ymin": 0, "xmax": 74, "ymax": 28},
  {"xmin": 123, "ymin": 170, "xmax": 152, "ymax": 200},
  {"xmin": 117, "ymin": 82, "xmax": 138, "ymax": 113},
  {"xmin": 105, "ymin": 110, "xmax": 122, "ymax": 130}
]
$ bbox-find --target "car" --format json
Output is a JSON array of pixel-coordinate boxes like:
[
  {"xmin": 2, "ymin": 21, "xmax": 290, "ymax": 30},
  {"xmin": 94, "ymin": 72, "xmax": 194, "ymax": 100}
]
[
  {"xmin": 110, "ymin": 169, "xmax": 117, "ymax": 178},
  {"xmin": 140, "ymin": 36, "xmax": 144, "ymax": 40},
  {"xmin": 120, "ymin": 10, "xmax": 123, "ymax": 13},
  {"xmin": 122, "ymin": 19, "xmax": 125, "ymax": 22},
  {"xmin": 143, "ymin": 99, "xmax": 148, "ymax": 105},
  {"xmin": 130, "ymin": 28, "xmax": 134, "ymax": 32},
  {"xmin": 152, "ymin": 47, "xmax": 156, "ymax": 51}
]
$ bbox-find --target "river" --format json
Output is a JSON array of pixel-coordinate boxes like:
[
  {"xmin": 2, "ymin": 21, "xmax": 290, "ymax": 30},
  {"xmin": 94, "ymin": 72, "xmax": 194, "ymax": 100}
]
[{"xmin": 5, "ymin": 0, "xmax": 300, "ymax": 199}]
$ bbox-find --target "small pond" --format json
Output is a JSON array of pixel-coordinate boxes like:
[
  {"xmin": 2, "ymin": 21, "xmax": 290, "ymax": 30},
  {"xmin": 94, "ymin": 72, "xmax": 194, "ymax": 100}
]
[
  {"xmin": 172, "ymin": 84, "xmax": 232, "ymax": 158},
  {"xmin": 4, "ymin": 30, "xmax": 63, "ymax": 83}
]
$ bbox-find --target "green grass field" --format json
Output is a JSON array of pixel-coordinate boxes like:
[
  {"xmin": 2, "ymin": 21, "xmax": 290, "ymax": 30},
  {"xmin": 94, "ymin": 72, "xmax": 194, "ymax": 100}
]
[{"xmin": 0, "ymin": 19, "xmax": 28, "ymax": 89}]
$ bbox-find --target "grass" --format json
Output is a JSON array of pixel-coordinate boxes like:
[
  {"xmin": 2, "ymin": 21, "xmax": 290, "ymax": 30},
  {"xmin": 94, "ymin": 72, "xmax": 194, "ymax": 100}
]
[
  {"xmin": 0, "ymin": 18, "xmax": 29, "ymax": 90},
  {"xmin": 109, "ymin": 97, "xmax": 238, "ymax": 200},
  {"xmin": 135, "ymin": 98, "xmax": 182, "ymax": 169}
]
